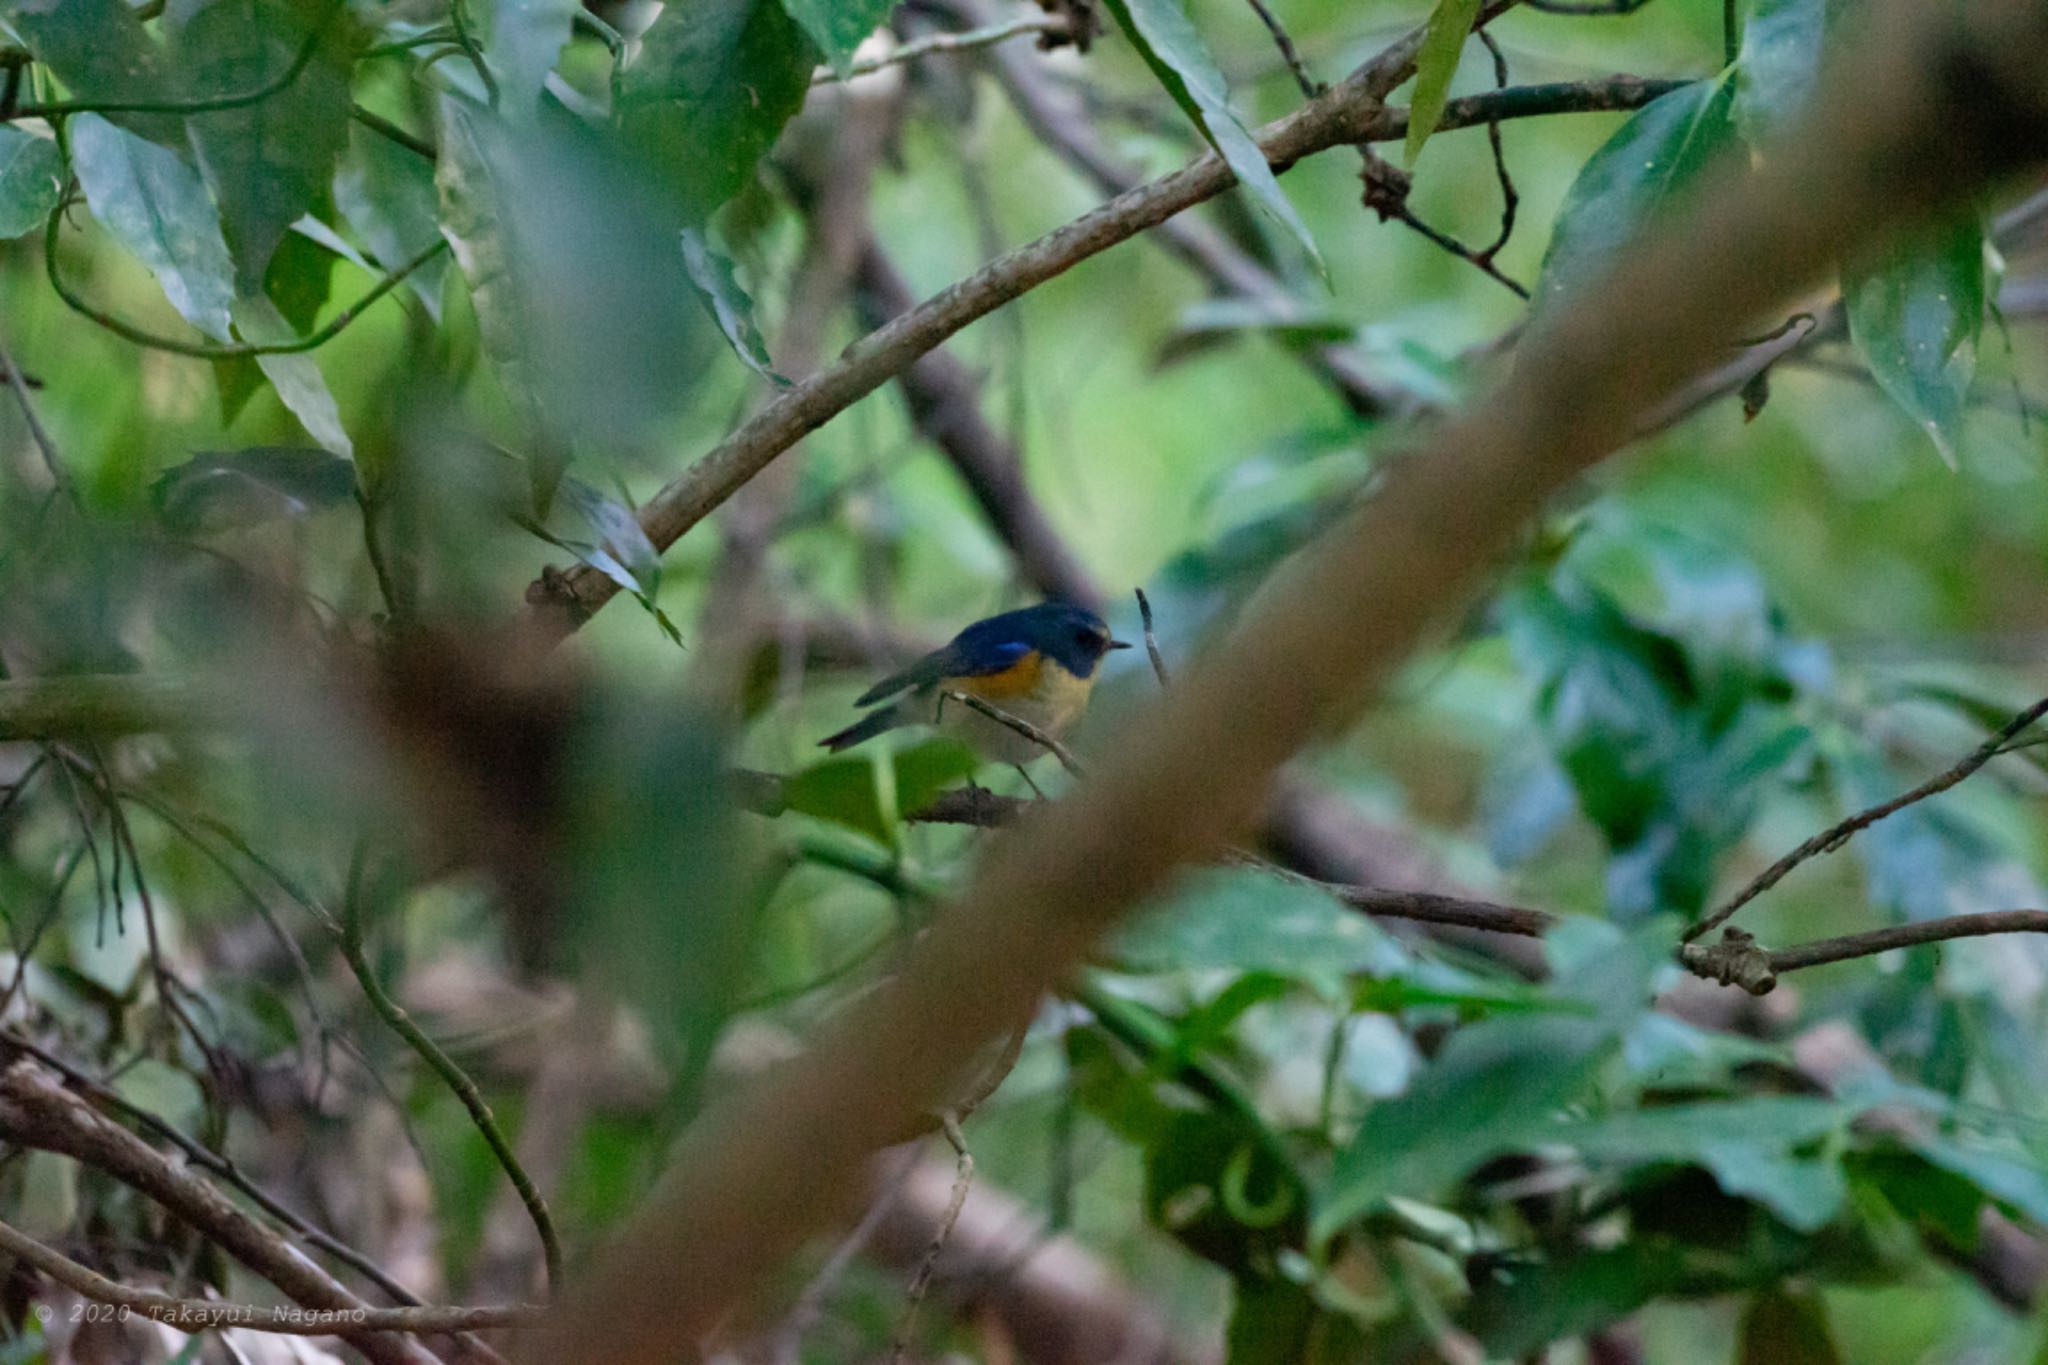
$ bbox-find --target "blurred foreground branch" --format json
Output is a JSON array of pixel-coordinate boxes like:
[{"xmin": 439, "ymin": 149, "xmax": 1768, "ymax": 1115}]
[{"xmin": 517, "ymin": 5, "xmax": 2048, "ymax": 1362}]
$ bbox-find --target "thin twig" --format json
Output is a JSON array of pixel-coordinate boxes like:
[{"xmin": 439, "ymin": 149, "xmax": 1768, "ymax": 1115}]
[
  {"xmin": 938, "ymin": 690, "xmax": 1085, "ymax": 779},
  {"xmin": 340, "ymin": 856, "xmax": 563, "ymax": 1294},
  {"xmin": 45, "ymin": 206, "xmax": 447, "ymax": 360},
  {"xmin": 1134, "ymin": 588, "xmax": 1170, "ymax": 687},
  {"xmin": 1242, "ymin": 0, "xmax": 1320, "ymax": 98},
  {"xmin": 811, "ymin": 15, "xmax": 1066, "ymax": 84},
  {"xmin": 1769, "ymin": 910, "xmax": 2048, "ymax": 973},
  {"xmin": 0, "ymin": 310, "xmax": 66, "ymax": 497},
  {"xmin": 5, "ymin": 0, "xmax": 345, "ymax": 119},
  {"xmin": 1685, "ymin": 693, "xmax": 2048, "ymax": 943},
  {"xmin": 0, "ymin": 1216, "xmax": 537, "ymax": 1336},
  {"xmin": 1472, "ymin": 30, "xmax": 1519, "ymax": 264},
  {"xmin": 888, "ymin": 1115, "xmax": 974, "ymax": 1365}
]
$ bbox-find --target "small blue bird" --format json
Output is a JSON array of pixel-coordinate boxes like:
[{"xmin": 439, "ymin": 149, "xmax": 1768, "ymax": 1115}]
[{"xmin": 820, "ymin": 602, "xmax": 1131, "ymax": 785}]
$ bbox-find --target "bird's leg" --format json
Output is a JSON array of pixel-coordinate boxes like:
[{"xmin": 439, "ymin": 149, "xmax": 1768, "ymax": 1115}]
[{"xmin": 1013, "ymin": 764, "xmax": 1047, "ymax": 800}]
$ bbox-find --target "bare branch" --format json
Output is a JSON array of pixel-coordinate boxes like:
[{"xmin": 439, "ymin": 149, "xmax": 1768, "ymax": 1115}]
[
  {"xmin": 939, "ymin": 690, "xmax": 1085, "ymax": 779},
  {"xmin": 1686, "ymin": 692, "xmax": 2048, "ymax": 942},
  {"xmin": 810, "ymin": 15, "xmax": 1069, "ymax": 84}
]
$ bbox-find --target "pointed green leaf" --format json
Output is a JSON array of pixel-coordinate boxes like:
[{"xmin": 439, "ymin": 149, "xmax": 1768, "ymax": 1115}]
[
  {"xmin": 70, "ymin": 114, "xmax": 237, "ymax": 341},
  {"xmin": 1536, "ymin": 75, "xmax": 1734, "ymax": 311},
  {"xmin": 1734, "ymin": 0, "xmax": 1825, "ymax": 150},
  {"xmin": 434, "ymin": 97, "xmax": 535, "ymax": 405},
  {"xmin": 1738, "ymin": 1288, "xmax": 1843, "ymax": 1365},
  {"xmin": 555, "ymin": 477, "xmax": 660, "ymax": 598},
  {"xmin": 681, "ymin": 228, "xmax": 786, "ymax": 384},
  {"xmin": 478, "ymin": 0, "xmax": 582, "ymax": 117},
  {"xmin": 1844, "ymin": 215, "xmax": 1983, "ymax": 467},
  {"xmin": 152, "ymin": 445, "xmax": 356, "ymax": 532},
  {"xmin": 0, "ymin": 126, "xmax": 61, "ymax": 239},
  {"xmin": 1098, "ymin": 0, "xmax": 1321, "ymax": 270},
  {"xmin": 7, "ymin": 0, "xmax": 183, "ymax": 144},
  {"xmin": 1404, "ymin": 0, "xmax": 1480, "ymax": 166},
  {"xmin": 782, "ymin": 738, "xmax": 980, "ymax": 843},
  {"xmin": 334, "ymin": 124, "xmax": 448, "ymax": 319},
  {"xmin": 779, "ymin": 0, "xmax": 898, "ymax": 76},
  {"xmin": 618, "ymin": 0, "xmax": 815, "ymax": 221},
  {"xmin": 234, "ymin": 296, "xmax": 353, "ymax": 458},
  {"xmin": 178, "ymin": 0, "xmax": 355, "ymax": 293}
]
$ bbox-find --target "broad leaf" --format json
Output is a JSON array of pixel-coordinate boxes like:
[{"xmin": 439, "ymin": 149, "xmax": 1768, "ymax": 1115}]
[
  {"xmin": 0, "ymin": 126, "xmax": 61, "ymax": 238},
  {"xmin": 780, "ymin": 0, "xmax": 899, "ymax": 76},
  {"xmin": 70, "ymin": 114, "xmax": 237, "ymax": 342},
  {"xmin": 233, "ymin": 296, "xmax": 354, "ymax": 458},
  {"xmin": 780, "ymin": 738, "xmax": 980, "ymax": 842},
  {"xmin": 618, "ymin": 0, "xmax": 816, "ymax": 220},
  {"xmin": 152, "ymin": 446, "xmax": 356, "ymax": 532},
  {"xmin": 1844, "ymin": 215, "xmax": 1984, "ymax": 467},
  {"xmin": 1098, "ymin": 0, "xmax": 1321, "ymax": 270},
  {"xmin": 478, "ymin": 0, "xmax": 582, "ymax": 117},
  {"xmin": 1115, "ymin": 865, "xmax": 1409, "ymax": 995},
  {"xmin": 681, "ymin": 228, "xmax": 786, "ymax": 383},
  {"xmin": 1734, "ymin": 0, "xmax": 1825, "ymax": 150},
  {"xmin": 553, "ymin": 477, "xmax": 661, "ymax": 598},
  {"xmin": 264, "ymin": 228, "xmax": 337, "ymax": 333},
  {"xmin": 1553, "ymin": 1096, "xmax": 1854, "ymax": 1231},
  {"xmin": 7, "ymin": 0, "xmax": 183, "ymax": 144},
  {"xmin": 1536, "ymin": 75, "xmax": 1733, "ymax": 311},
  {"xmin": 178, "ymin": 0, "xmax": 355, "ymax": 293},
  {"xmin": 334, "ymin": 124, "xmax": 448, "ymax": 319},
  {"xmin": 1404, "ymin": 0, "xmax": 1480, "ymax": 166}
]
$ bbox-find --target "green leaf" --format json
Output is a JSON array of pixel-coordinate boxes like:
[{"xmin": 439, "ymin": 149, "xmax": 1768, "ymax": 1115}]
[
  {"xmin": 618, "ymin": 0, "xmax": 815, "ymax": 221},
  {"xmin": 1097, "ymin": 0, "xmax": 1320, "ymax": 271},
  {"xmin": 152, "ymin": 446, "xmax": 357, "ymax": 531},
  {"xmin": 1738, "ymin": 1287, "xmax": 1843, "ymax": 1365},
  {"xmin": 7, "ymin": 0, "xmax": 183, "ymax": 144},
  {"xmin": 1535, "ymin": 75, "xmax": 1734, "ymax": 311},
  {"xmin": 681, "ymin": 227, "xmax": 786, "ymax": 383},
  {"xmin": 1910, "ymin": 1134, "xmax": 2048, "ymax": 1225},
  {"xmin": 263, "ymin": 227, "xmax": 337, "ymax": 334},
  {"xmin": 1315, "ymin": 1013, "xmax": 1616, "ymax": 1238},
  {"xmin": 233, "ymin": 295, "xmax": 353, "ymax": 458},
  {"xmin": 553, "ymin": 477, "xmax": 661, "ymax": 598},
  {"xmin": 1460, "ymin": 1243, "xmax": 1702, "ymax": 1359},
  {"xmin": 1844, "ymin": 215, "xmax": 1984, "ymax": 468},
  {"xmin": 335, "ymin": 123, "xmax": 448, "ymax": 320},
  {"xmin": 478, "ymin": 0, "xmax": 582, "ymax": 117},
  {"xmin": 0, "ymin": 126, "xmax": 62, "ymax": 238},
  {"xmin": 1404, "ymin": 0, "xmax": 1480, "ymax": 166},
  {"xmin": 781, "ymin": 738, "xmax": 980, "ymax": 842},
  {"xmin": 1114, "ymin": 866, "xmax": 1409, "ymax": 994},
  {"xmin": 178, "ymin": 0, "xmax": 355, "ymax": 293},
  {"xmin": 779, "ymin": 0, "xmax": 898, "ymax": 76},
  {"xmin": 1553, "ymin": 1096, "xmax": 1854, "ymax": 1232},
  {"xmin": 70, "ymin": 114, "xmax": 238, "ymax": 341},
  {"xmin": 1734, "ymin": 0, "xmax": 1825, "ymax": 150}
]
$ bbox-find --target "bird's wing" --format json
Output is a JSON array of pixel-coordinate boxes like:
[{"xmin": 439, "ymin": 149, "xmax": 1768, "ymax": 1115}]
[{"xmin": 853, "ymin": 633, "xmax": 1033, "ymax": 706}]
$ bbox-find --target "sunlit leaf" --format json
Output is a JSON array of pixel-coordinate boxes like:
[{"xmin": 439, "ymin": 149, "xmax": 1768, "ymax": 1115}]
[
  {"xmin": 178, "ymin": 0, "xmax": 355, "ymax": 293},
  {"xmin": 1844, "ymin": 214, "xmax": 1984, "ymax": 467},
  {"xmin": 70, "ymin": 114, "xmax": 237, "ymax": 341},
  {"xmin": 550, "ymin": 477, "xmax": 662, "ymax": 597},
  {"xmin": 0, "ymin": 126, "xmax": 62, "ymax": 239},
  {"xmin": 1536, "ymin": 75, "xmax": 1734, "ymax": 311},
  {"xmin": 1734, "ymin": 0, "xmax": 1825, "ymax": 150},
  {"xmin": 1114, "ymin": 866, "xmax": 1409, "ymax": 994},
  {"xmin": 618, "ymin": 0, "xmax": 815, "ymax": 220},
  {"xmin": 779, "ymin": 0, "xmax": 898, "ymax": 76},
  {"xmin": 152, "ymin": 446, "xmax": 357, "ymax": 531},
  {"xmin": 681, "ymin": 227, "xmax": 787, "ymax": 383},
  {"xmin": 1098, "ymin": 0, "xmax": 1321, "ymax": 271},
  {"xmin": 1404, "ymin": 0, "xmax": 1479, "ymax": 166}
]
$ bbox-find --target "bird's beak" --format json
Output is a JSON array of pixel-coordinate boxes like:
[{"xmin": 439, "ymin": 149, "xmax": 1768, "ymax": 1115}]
[{"xmin": 1108, "ymin": 639, "xmax": 1134, "ymax": 650}]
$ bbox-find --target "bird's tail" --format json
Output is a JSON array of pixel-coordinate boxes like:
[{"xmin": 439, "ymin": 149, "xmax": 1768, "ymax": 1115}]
[{"xmin": 819, "ymin": 702, "xmax": 912, "ymax": 753}]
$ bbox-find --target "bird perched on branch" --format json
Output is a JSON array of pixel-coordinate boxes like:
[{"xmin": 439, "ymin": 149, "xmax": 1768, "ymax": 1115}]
[{"xmin": 820, "ymin": 601, "xmax": 1131, "ymax": 787}]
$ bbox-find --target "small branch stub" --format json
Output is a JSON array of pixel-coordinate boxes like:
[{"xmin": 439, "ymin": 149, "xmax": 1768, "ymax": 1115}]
[{"xmin": 1680, "ymin": 926, "xmax": 1777, "ymax": 996}]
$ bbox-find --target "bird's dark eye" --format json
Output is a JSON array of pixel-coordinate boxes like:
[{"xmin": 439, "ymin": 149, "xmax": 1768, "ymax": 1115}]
[{"xmin": 1074, "ymin": 629, "xmax": 1095, "ymax": 648}]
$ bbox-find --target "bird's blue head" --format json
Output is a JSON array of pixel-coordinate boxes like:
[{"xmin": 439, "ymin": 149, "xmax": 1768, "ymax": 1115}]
[{"xmin": 964, "ymin": 601, "xmax": 1133, "ymax": 679}]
